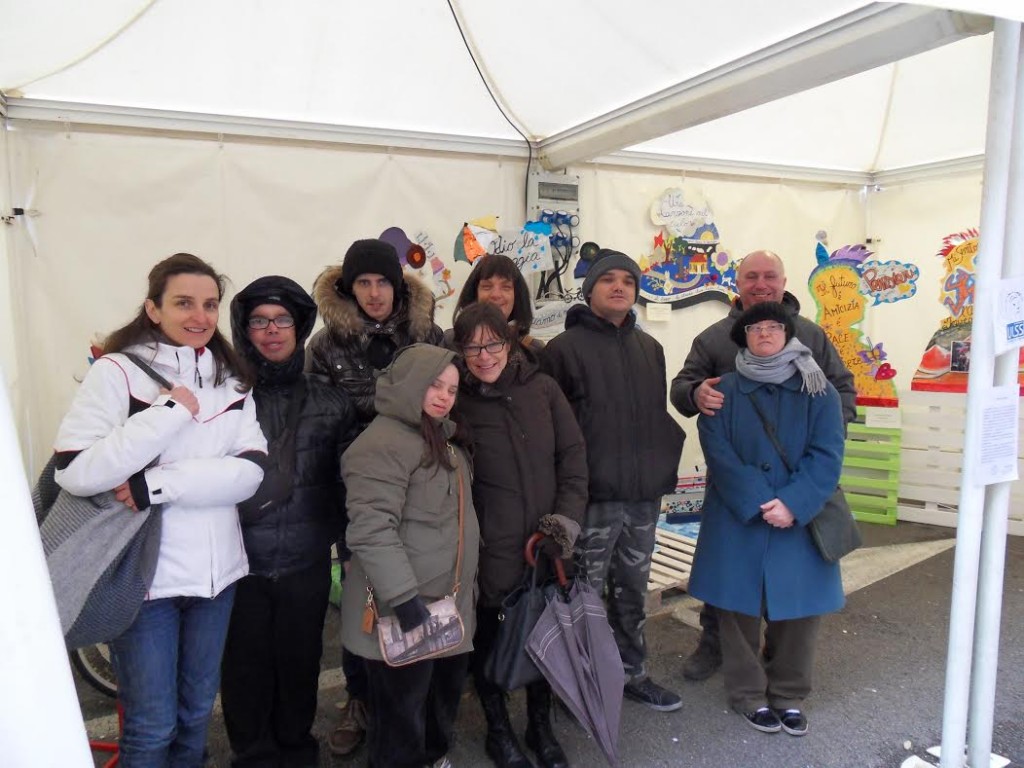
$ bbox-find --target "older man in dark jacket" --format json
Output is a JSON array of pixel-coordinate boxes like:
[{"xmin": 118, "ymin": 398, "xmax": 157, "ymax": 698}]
[
  {"xmin": 222, "ymin": 275, "xmax": 356, "ymax": 768},
  {"xmin": 545, "ymin": 249, "xmax": 686, "ymax": 713}
]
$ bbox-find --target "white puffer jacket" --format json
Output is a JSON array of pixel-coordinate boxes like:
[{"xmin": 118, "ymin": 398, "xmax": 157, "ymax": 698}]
[{"xmin": 54, "ymin": 341, "xmax": 267, "ymax": 600}]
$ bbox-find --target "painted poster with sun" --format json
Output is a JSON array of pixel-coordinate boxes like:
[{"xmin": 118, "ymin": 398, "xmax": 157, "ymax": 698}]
[
  {"xmin": 379, "ymin": 226, "xmax": 454, "ymax": 304},
  {"xmin": 809, "ymin": 245, "xmax": 898, "ymax": 406},
  {"xmin": 637, "ymin": 188, "xmax": 738, "ymax": 309}
]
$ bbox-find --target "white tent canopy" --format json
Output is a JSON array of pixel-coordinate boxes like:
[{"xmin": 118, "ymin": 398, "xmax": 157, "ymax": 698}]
[{"xmin": 1, "ymin": 1, "xmax": 1019, "ymax": 179}]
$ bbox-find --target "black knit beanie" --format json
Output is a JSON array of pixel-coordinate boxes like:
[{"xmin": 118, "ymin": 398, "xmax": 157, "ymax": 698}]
[{"xmin": 339, "ymin": 239, "xmax": 404, "ymax": 295}]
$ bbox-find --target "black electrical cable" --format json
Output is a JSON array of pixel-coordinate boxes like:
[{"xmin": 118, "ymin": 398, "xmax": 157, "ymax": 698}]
[{"xmin": 444, "ymin": 0, "xmax": 533, "ymax": 211}]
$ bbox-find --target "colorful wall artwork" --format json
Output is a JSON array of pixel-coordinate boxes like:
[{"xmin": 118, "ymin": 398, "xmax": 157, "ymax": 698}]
[
  {"xmin": 809, "ymin": 244, "xmax": 899, "ymax": 406},
  {"xmin": 379, "ymin": 226, "xmax": 454, "ymax": 303},
  {"xmin": 453, "ymin": 217, "xmax": 554, "ymax": 277},
  {"xmin": 637, "ymin": 188, "xmax": 738, "ymax": 309}
]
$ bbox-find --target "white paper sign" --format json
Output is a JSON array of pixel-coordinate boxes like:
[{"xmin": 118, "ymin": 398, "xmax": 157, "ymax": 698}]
[
  {"xmin": 993, "ymin": 277, "xmax": 1024, "ymax": 355},
  {"xmin": 973, "ymin": 384, "xmax": 1020, "ymax": 486},
  {"xmin": 487, "ymin": 229, "xmax": 554, "ymax": 275},
  {"xmin": 865, "ymin": 406, "xmax": 901, "ymax": 429},
  {"xmin": 645, "ymin": 303, "xmax": 672, "ymax": 322}
]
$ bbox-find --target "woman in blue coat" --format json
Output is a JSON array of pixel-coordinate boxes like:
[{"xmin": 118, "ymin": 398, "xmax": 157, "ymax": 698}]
[{"xmin": 688, "ymin": 301, "xmax": 845, "ymax": 739}]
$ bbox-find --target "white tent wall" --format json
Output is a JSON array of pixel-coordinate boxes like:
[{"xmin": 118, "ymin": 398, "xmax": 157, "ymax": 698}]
[
  {"xmin": 0, "ymin": 110, "xmax": 23, "ymax": 428},
  {"xmin": 8, "ymin": 125, "xmax": 874, "ymax": 477}
]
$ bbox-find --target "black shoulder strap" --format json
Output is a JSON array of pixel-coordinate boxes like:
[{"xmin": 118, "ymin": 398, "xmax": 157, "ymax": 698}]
[
  {"xmin": 747, "ymin": 394, "xmax": 795, "ymax": 474},
  {"xmin": 123, "ymin": 352, "xmax": 173, "ymax": 390}
]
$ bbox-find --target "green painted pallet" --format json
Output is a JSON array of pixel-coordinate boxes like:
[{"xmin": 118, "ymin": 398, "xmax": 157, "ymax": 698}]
[{"xmin": 841, "ymin": 407, "xmax": 901, "ymax": 525}]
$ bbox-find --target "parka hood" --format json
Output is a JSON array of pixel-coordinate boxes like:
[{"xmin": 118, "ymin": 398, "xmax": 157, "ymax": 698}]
[
  {"xmin": 374, "ymin": 343, "xmax": 457, "ymax": 428},
  {"xmin": 230, "ymin": 275, "xmax": 317, "ymax": 384}
]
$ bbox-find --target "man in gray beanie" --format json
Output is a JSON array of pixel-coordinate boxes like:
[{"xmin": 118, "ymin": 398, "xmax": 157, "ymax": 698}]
[{"xmin": 545, "ymin": 248, "xmax": 686, "ymax": 713}]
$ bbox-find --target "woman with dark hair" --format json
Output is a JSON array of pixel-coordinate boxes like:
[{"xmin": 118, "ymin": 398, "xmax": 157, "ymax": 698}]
[
  {"xmin": 688, "ymin": 300, "xmax": 845, "ymax": 739},
  {"xmin": 53, "ymin": 253, "xmax": 267, "ymax": 766},
  {"xmin": 452, "ymin": 302, "xmax": 587, "ymax": 768},
  {"xmin": 447, "ymin": 254, "xmax": 543, "ymax": 357},
  {"xmin": 340, "ymin": 343, "xmax": 480, "ymax": 768}
]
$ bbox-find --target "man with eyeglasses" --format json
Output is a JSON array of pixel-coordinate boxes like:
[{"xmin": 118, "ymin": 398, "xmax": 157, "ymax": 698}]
[
  {"xmin": 545, "ymin": 249, "xmax": 687, "ymax": 714},
  {"xmin": 307, "ymin": 238, "xmax": 444, "ymax": 757},
  {"xmin": 670, "ymin": 249, "xmax": 855, "ymax": 683},
  {"xmin": 222, "ymin": 276, "xmax": 357, "ymax": 768}
]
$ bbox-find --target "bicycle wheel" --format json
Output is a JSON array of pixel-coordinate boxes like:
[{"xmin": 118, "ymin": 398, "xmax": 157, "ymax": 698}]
[{"xmin": 71, "ymin": 643, "xmax": 118, "ymax": 698}]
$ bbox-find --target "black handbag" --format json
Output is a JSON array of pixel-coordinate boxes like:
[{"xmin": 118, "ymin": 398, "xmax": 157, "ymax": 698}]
[
  {"xmin": 747, "ymin": 395, "xmax": 862, "ymax": 563},
  {"xmin": 484, "ymin": 534, "xmax": 567, "ymax": 691}
]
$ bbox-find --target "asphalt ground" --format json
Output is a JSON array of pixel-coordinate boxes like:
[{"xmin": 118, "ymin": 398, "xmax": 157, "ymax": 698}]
[{"xmin": 78, "ymin": 521, "xmax": 1024, "ymax": 768}]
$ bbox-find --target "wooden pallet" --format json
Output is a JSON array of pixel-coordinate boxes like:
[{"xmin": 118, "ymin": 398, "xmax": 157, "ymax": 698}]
[
  {"xmin": 841, "ymin": 406, "xmax": 901, "ymax": 525},
  {"xmin": 645, "ymin": 528, "xmax": 697, "ymax": 611}
]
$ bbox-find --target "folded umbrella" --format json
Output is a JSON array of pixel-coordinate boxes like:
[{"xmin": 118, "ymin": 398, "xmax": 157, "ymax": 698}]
[{"xmin": 525, "ymin": 536, "xmax": 625, "ymax": 767}]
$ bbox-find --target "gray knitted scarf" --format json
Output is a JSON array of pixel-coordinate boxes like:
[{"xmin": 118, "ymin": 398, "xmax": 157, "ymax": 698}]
[{"xmin": 734, "ymin": 337, "xmax": 827, "ymax": 396}]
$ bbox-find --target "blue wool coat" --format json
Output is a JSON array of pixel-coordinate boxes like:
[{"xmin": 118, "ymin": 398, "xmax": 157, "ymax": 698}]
[{"xmin": 688, "ymin": 371, "xmax": 846, "ymax": 620}]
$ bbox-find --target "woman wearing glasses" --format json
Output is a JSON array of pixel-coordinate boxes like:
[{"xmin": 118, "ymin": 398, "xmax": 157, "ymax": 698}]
[
  {"xmin": 452, "ymin": 302, "xmax": 588, "ymax": 768},
  {"xmin": 687, "ymin": 301, "xmax": 845, "ymax": 739},
  {"xmin": 223, "ymin": 276, "xmax": 356, "ymax": 767}
]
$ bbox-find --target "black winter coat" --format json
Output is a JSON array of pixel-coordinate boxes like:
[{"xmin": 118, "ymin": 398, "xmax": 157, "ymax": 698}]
[
  {"xmin": 544, "ymin": 305, "xmax": 686, "ymax": 502},
  {"xmin": 230, "ymin": 276, "xmax": 357, "ymax": 578},
  {"xmin": 456, "ymin": 356, "xmax": 588, "ymax": 606}
]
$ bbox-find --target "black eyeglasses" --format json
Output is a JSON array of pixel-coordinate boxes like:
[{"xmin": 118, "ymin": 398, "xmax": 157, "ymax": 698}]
[
  {"xmin": 248, "ymin": 315, "xmax": 295, "ymax": 330},
  {"xmin": 462, "ymin": 340, "xmax": 507, "ymax": 358}
]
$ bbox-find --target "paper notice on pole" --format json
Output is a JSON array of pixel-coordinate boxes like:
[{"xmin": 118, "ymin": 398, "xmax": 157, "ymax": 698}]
[
  {"xmin": 973, "ymin": 385, "xmax": 1020, "ymax": 485},
  {"xmin": 993, "ymin": 277, "xmax": 1024, "ymax": 355}
]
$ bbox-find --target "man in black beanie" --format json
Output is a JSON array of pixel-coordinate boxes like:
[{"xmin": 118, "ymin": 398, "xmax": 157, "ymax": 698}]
[
  {"xmin": 545, "ymin": 249, "xmax": 687, "ymax": 713},
  {"xmin": 308, "ymin": 238, "xmax": 443, "ymax": 757}
]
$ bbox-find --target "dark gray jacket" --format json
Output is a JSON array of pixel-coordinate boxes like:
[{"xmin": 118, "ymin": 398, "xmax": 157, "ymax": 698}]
[{"xmin": 670, "ymin": 292, "xmax": 857, "ymax": 424}]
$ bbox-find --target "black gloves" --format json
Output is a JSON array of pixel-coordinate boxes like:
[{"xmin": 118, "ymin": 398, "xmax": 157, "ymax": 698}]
[{"xmin": 392, "ymin": 595, "xmax": 432, "ymax": 632}]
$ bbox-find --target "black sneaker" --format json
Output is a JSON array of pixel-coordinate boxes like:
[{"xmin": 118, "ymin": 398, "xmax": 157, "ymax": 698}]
[
  {"xmin": 773, "ymin": 708, "xmax": 808, "ymax": 736},
  {"xmin": 742, "ymin": 707, "xmax": 782, "ymax": 733},
  {"xmin": 623, "ymin": 677, "xmax": 682, "ymax": 712}
]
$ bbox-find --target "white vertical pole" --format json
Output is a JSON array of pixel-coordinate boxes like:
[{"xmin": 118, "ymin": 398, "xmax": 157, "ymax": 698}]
[
  {"xmin": 968, "ymin": 20, "xmax": 1024, "ymax": 768},
  {"xmin": 939, "ymin": 18, "xmax": 1019, "ymax": 768},
  {"xmin": 0, "ymin": 373, "xmax": 92, "ymax": 767}
]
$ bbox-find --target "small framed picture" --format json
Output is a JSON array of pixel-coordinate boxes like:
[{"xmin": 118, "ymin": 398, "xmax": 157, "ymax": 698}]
[{"xmin": 951, "ymin": 341, "xmax": 971, "ymax": 373}]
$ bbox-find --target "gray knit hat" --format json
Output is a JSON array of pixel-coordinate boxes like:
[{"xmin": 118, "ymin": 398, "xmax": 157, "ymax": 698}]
[{"xmin": 581, "ymin": 249, "xmax": 641, "ymax": 304}]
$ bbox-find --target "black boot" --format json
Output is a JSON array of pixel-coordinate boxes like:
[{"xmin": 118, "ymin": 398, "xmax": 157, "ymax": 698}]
[
  {"xmin": 524, "ymin": 682, "xmax": 568, "ymax": 768},
  {"xmin": 479, "ymin": 689, "xmax": 530, "ymax": 768}
]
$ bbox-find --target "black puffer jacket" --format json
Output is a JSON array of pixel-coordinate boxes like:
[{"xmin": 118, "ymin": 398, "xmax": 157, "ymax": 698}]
[
  {"xmin": 307, "ymin": 267, "xmax": 443, "ymax": 428},
  {"xmin": 455, "ymin": 354, "xmax": 588, "ymax": 606},
  {"xmin": 544, "ymin": 305, "xmax": 686, "ymax": 502},
  {"xmin": 230, "ymin": 276, "xmax": 357, "ymax": 578}
]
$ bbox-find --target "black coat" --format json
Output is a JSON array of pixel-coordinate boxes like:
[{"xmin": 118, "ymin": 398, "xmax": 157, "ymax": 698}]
[
  {"xmin": 230, "ymin": 276, "xmax": 357, "ymax": 577},
  {"xmin": 544, "ymin": 305, "xmax": 686, "ymax": 502},
  {"xmin": 456, "ymin": 356, "xmax": 588, "ymax": 606}
]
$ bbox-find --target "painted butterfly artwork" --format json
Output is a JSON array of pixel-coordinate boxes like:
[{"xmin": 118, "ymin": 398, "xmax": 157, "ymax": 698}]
[{"xmin": 857, "ymin": 339, "xmax": 896, "ymax": 380}]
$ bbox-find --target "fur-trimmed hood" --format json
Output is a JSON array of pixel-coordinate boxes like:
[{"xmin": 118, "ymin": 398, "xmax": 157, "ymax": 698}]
[{"xmin": 312, "ymin": 264, "xmax": 437, "ymax": 341}]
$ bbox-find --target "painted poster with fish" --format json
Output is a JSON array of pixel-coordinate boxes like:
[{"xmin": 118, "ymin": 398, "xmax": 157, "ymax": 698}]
[{"xmin": 809, "ymin": 244, "xmax": 898, "ymax": 406}]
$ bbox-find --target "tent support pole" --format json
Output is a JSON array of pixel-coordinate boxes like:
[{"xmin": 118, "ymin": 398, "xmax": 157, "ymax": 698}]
[
  {"xmin": 967, "ymin": 20, "xmax": 1024, "ymax": 768},
  {"xmin": 938, "ymin": 18, "xmax": 1020, "ymax": 768}
]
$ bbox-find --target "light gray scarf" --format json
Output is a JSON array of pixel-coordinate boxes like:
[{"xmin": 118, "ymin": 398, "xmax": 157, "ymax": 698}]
[{"xmin": 734, "ymin": 337, "xmax": 827, "ymax": 396}]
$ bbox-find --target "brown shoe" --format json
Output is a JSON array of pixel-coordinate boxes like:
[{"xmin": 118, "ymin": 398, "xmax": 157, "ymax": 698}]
[{"xmin": 328, "ymin": 698, "xmax": 367, "ymax": 756}]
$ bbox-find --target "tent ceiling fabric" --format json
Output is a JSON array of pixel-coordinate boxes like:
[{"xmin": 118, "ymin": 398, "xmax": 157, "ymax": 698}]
[{"xmin": 0, "ymin": 1, "xmax": 1017, "ymax": 175}]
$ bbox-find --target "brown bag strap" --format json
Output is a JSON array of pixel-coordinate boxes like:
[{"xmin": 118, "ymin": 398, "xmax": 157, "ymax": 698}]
[{"xmin": 451, "ymin": 447, "xmax": 465, "ymax": 598}]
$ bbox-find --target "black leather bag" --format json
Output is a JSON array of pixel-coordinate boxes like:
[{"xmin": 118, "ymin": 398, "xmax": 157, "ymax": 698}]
[
  {"xmin": 748, "ymin": 394, "xmax": 862, "ymax": 563},
  {"xmin": 484, "ymin": 537, "xmax": 567, "ymax": 691},
  {"xmin": 809, "ymin": 486, "xmax": 862, "ymax": 562}
]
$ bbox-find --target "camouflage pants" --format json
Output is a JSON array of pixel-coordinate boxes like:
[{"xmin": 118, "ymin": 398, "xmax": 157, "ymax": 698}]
[{"xmin": 576, "ymin": 499, "xmax": 661, "ymax": 680}]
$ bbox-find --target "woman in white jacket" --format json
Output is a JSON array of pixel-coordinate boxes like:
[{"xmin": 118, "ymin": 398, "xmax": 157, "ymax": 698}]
[{"xmin": 54, "ymin": 253, "xmax": 266, "ymax": 767}]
